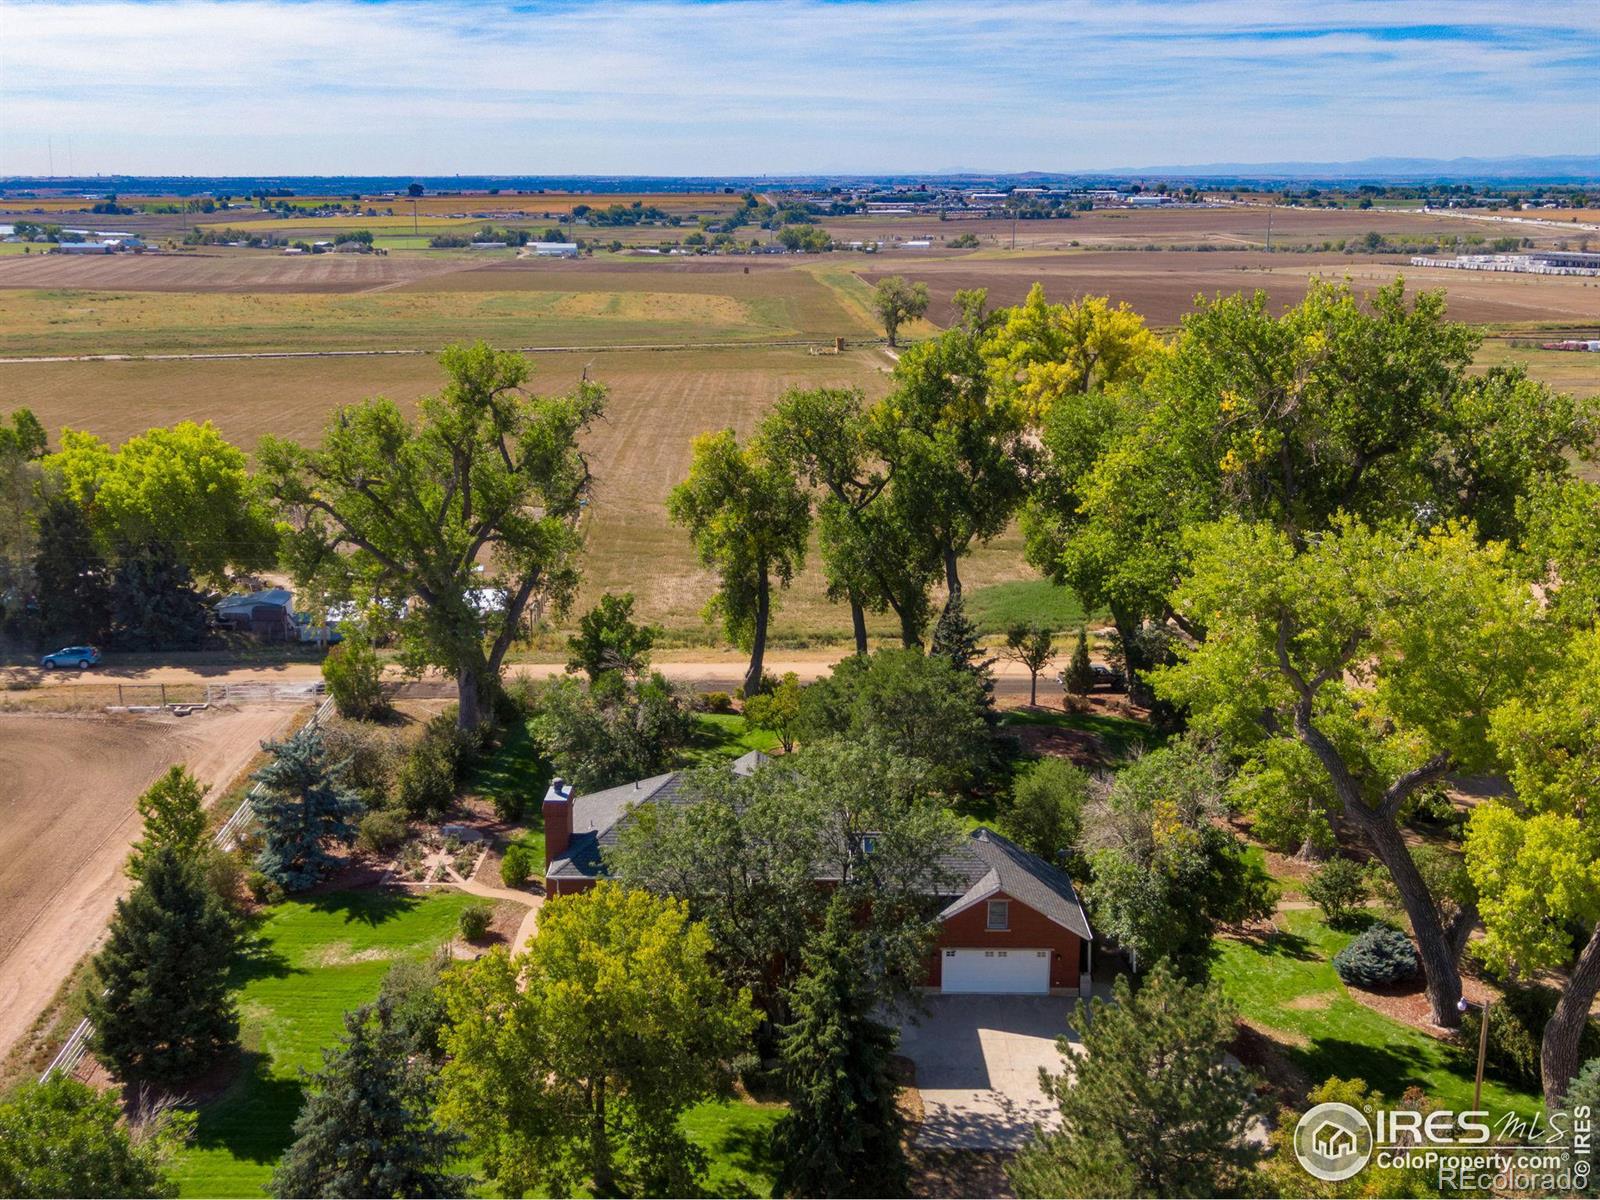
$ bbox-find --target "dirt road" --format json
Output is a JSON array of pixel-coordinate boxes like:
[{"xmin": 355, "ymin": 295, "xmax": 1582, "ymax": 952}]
[
  {"xmin": 0, "ymin": 705, "xmax": 302, "ymax": 1063},
  {"xmin": 0, "ymin": 652, "xmax": 1069, "ymax": 702}
]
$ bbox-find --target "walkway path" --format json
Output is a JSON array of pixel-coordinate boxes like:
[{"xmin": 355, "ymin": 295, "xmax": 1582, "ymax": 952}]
[
  {"xmin": 450, "ymin": 876, "xmax": 544, "ymax": 954},
  {"xmin": 417, "ymin": 846, "xmax": 544, "ymax": 955}
]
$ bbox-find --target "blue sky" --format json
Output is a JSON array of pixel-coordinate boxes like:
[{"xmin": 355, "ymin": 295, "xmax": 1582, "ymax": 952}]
[{"xmin": 2, "ymin": 1, "xmax": 1596, "ymax": 176}]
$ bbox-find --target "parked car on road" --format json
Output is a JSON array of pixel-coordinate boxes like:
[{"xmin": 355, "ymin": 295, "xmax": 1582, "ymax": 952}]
[
  {"xmin": 1058, "ymin": 662, "xmax": 1126, "ymax": 692},
  {"xmin": 1091, "ymin": 663, "xmax": 1125, "ymax": 690},
  {"xmin": 40, "ymin": 645, "xmax": 101, "ymax": 670}
]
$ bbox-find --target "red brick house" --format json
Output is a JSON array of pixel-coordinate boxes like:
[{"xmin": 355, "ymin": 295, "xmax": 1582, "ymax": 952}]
[{"xmin": 542, "ymin": 752, "xmax": 1093, "ymax": 996}]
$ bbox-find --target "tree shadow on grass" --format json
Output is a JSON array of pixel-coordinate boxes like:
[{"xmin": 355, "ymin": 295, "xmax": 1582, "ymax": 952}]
[
  {"xmin": 1228, "ymin": 926, "xmax": 1318, "ymax": 962},
  {"xmin": 1285, "ymin": 1035, "xmax": 1443, "ymax": 1102},
  {"xmin": 301, "ymin": 888, "xmax": 421, "ymax": 927},
  {"xmin": 190, "ymin": 1049, "xmax": 306, "ymax": 1166},
  {"xmin": 697, "ymin": 1121, "xmax": 782, "ymax": 1199},
  {"xmin": 229, "ymin": 932, "xmax": 299, "ymax": 987}
]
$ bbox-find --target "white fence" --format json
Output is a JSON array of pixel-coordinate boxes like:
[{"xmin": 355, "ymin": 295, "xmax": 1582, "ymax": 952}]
[{"xmin": 39, "ymin": 693, "xmax": 337, "ymax": 1083}]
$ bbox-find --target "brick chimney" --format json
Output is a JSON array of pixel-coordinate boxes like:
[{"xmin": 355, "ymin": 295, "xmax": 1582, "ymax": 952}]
[{"xmin": 543, "ymin": 778, "xmax": 572, "ymax": 870}]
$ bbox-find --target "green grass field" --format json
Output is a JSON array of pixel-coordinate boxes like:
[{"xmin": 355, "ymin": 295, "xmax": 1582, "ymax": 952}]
[
  {"xmin": 1213, "ymin": 908, "xmax": 1542, "ymax": 1116},
  {"xmin": 173, "ymin": 890, "xmax": 480, "ymax": 1197},
  {"xmin": 963, "ymin": 578, "xmax": 1099, "ymax": 634},
  {"xmin": 679, "ymin": 712, "xmax": 783, "ymax": 767},
  {"xmin": 171, "ymin": 888, "xmax": 786, "ymax": 1197}
]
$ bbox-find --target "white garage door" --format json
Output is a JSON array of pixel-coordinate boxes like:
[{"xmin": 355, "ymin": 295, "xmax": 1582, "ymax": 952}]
[{"xmin": 941, "ymin": 948, "xmax": 1050, "ymax": 994}]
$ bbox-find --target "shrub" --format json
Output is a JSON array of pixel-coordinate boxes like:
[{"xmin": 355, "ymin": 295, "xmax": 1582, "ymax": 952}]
[
  {"xmin": 500, "ymin": 675, "xmax": 543, "ymax": 719},
  {"xmin": 322, "ymin": 722, "xmax": 403, "ymax": 807},
  {"xmin": 699, "ymin": 691, "xmax": 734, "ymax": 714},
  {"xmin": 1459, "ymin": 982, "xmax": 1600, "ymax": 1092},
  {"xmin": 245, "ymin": 869, "xmax": 284, "ymax": 906},
  {"xmin": 357, "ymin": 809, "xmax": 408, "ymax": 854},
  {"xmin": 500, "ymin": 844, "xmax": 533, "ymax": 888},
  {"xmin": 458, "ymin": 903, "xmax": 493, "ymax": 941},
  {"xmin": 321, "ymin": 628, "xmax": 388, "ymax": 719},
  {"xmin": 197, "ymin": 844, "xmax": 248, "ymax": 917},
  {"xmin": 1306, "ymin": 857, "xmax": 1368, "ymax": 926},
  {"xmin": 1332, "ymin": 924, "xmax": 1419, "ymax": 988},
  {"xmin": 397, "ymin": 715, "xmax": 477, "ymax": 818}
]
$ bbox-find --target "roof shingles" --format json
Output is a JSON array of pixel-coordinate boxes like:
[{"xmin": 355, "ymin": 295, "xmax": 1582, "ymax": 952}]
[{"xmin": 546, "ymin": 754, "xmax": 1092, "ymax": 942}]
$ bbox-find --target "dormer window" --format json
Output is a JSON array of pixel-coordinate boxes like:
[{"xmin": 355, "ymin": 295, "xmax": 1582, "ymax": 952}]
[{"xmin": 987, "ymin": 899, "xmax": 1010, "ymax": 931}]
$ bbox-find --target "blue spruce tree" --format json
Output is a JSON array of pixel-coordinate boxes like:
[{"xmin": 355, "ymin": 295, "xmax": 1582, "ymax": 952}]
[{"xmin": 253, "ymin": 725, "xmax": 362, "ymax": 891}]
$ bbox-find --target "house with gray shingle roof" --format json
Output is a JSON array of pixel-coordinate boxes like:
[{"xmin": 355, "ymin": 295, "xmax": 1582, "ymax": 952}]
[{"xmin": 542, "ymin": 752, "xmax": 1094, "ymax": 996}]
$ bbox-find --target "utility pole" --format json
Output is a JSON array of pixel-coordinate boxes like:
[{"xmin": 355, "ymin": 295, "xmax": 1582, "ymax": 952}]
[{"xmin": 1266, "ymin": 202, "xmax": 1273, "ymax": 252}]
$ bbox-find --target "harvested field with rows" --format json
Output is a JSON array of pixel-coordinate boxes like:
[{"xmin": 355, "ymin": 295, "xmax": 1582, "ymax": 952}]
[{"xmin": 0, "ymin": 343, "xmax": 1025, "ymax": 639}]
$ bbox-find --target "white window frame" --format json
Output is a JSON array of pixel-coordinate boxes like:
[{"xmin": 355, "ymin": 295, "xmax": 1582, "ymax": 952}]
[{"xmin": 987, "ymin": 899, "xmax": 1010, "ymax": 931}]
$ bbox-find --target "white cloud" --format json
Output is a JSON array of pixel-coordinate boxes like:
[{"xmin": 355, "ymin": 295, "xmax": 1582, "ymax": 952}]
[{"xmin": 1, "ymin": 0, "xmax": 1594, "ymax": 174}]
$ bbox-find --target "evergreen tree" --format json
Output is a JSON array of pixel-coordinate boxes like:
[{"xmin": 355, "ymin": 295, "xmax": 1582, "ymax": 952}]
[
  {"xmin": 89, "ymin": 845, "xmax": 239, "ymax": 1083},
  {"xmin": 253, "ymin": 725, "xmax": 362, "ymax": 891},
  {"xmin": 32, "ymin": 491, "xmax": 111, "ymax": 645},
  {"xmin": 1063, "ymin": 626, "xmax": 1095, "ymax": 696},
  {"xmin": 110, "ymin": 540, "xmax": 207, "ymax": 651},
  {"xmin": 929, "ymin": 592, "xmax": 994, "ymax": 708},
  {"xmin": 128, "ymin": 765, "xmax": 208, "ymax": 880},
  {"xmin": 270, "ymin": 1000, "xmax": 466, "ymax": 1199},
  {"xmin": 1008, "ymin": 962, "xmax": 1266, "ymax": 1198},
  {"xmin": 772, "ymin": 894, "xmax": 908, "ymax": 1199}
]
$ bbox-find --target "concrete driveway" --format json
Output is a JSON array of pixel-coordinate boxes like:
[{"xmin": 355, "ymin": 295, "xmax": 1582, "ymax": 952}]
[{"xmin": 896, "ymin": 994, "xmax": 1083, "ymax": 1150}]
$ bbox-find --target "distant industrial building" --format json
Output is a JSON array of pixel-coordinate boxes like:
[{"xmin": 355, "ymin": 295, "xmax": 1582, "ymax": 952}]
[
  {"xmin": 54, "ymin": 242, "xmax": 113, "ymax": 254},
  {"xmin": 530, "ymin": 242, "xmax": 579, "ymax": 257},
  {"xmin": 1410, "ymin": 250, "xmax": 1600, "ymax": 277}
]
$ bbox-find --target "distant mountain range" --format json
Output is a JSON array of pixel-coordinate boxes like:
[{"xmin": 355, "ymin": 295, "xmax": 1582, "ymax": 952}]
[
  {"xmin": 3, "ymin": 155, "xmax": 1595, "ymax": 196},
  {"xmin": 1088, "ymin": 155, "xmax": 1599, "ymax": 182}
]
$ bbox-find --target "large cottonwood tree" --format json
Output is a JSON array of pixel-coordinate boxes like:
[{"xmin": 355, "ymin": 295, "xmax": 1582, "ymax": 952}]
[
  {"xmin": 1154, "ymin": 517, "xmax": 1551, "ymax": 1026},
  {"xmin": 1467, "ymin": 628, "xmax": 1600, "ymax": 1106},
  {"xmin": 668, "ymin": 428, "xmax": 809, "ymax": 697},
  {"xmin": 258, "ymin": 342, "xmax": 603, "ymax": 729},
  {"xmin": 760, "ymin": 387, "xmax": 939, "ymax": 651}
]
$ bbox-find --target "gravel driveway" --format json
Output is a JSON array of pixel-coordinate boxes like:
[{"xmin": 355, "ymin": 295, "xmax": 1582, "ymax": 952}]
[{"xmin": 897, "ymin": 994, "xmax": 1084, "ymax": 1150}]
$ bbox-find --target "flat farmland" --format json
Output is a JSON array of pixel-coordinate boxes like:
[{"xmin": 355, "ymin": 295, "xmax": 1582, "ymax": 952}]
[
  {"xmin": 0, "ymin": 705, "xmax": 302, "ymax": 1064},
  {"xmin": 822, "ymin": 203, "xmax": 1588, "ymax": 251},
  {"xmin": 0, "ymin": 251, "xmax": 473, "ymax": 294},
  {"xmin": 240, "ymin": 190, "xmax": 743, "ymax": 216},
  {"xmin": 0, "ymin": 342, "xmax": 1029, "ymax": 640},
  {"xmin": 855, "ymin": 252, "xmax": 1600, "ymax": 329},
  {"xmin": 0, "ymin": 262, "xmax": 873, "ymax": 357}
]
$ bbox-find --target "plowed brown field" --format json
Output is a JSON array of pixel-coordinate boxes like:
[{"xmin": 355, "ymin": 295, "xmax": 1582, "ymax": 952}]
[{"xmin": 0, "ymin": 705, "xmax": 303, "ymax": 1062}]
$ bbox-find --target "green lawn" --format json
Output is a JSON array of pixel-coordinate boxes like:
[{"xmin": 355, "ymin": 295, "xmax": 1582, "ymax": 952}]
[
  {"xmin": 964, "ymin": 578, "xmax": 1102, "ymax": 635},
  {"xmin": 173, "ymin": 889, "xmax": 787, "ymax": 1197},
  {"xmin": 680, "ymin": 1098, "xmax": 786, "ymax": 1198},
  {"xmin": 677, "ymin": 712, "xmax": 782, "ymax": 768},
  {"xmin": 174, "ymin": 890, "xmax": 480, "ymax": 1197},
  {"xmin": 1213, "ymin": 908, "xmax": 1542, "ymax": 1116},
  {"xmin": 465, "ymin": 717, "xmax": 551, "ymax": 861},
  {"xmin": 995, "ymin": 705, "xmax": 1157, "ymax": 763}
]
